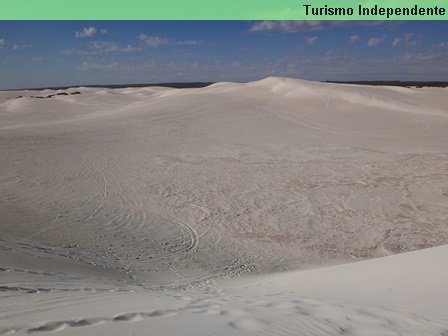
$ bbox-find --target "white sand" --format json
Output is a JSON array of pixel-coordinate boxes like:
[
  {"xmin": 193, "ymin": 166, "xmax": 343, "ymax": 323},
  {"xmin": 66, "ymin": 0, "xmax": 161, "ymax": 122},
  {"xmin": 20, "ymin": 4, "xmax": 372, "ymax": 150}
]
[{"xmin": 1, "ymin": 77, "xmax": 448, "ymax": 335}]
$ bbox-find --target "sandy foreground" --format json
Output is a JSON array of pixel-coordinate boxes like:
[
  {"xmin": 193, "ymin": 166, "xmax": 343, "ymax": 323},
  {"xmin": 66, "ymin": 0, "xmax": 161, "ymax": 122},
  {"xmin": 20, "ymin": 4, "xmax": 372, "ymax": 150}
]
[{"xmin": 1, "ymin": 77, "xmax": 448, "ymax": 335}]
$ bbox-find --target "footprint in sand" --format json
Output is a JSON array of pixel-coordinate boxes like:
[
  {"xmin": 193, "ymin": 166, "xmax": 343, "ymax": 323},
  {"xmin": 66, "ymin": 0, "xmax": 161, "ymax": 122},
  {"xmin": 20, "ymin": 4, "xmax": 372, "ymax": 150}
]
[
  {"xmin": 228, "ymin": 317, "xmax": 265, "ymax": 331},
  {"xmin": 27, "ymin": 321, "xmax": 68, "ymax": 333}
]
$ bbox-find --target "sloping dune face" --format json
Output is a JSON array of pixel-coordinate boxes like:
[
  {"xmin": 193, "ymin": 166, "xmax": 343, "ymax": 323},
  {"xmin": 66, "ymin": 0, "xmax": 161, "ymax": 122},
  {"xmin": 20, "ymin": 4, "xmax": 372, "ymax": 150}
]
[{"xmin": 1, "ymin": 78, "xmax": 448, "ymax": 287}]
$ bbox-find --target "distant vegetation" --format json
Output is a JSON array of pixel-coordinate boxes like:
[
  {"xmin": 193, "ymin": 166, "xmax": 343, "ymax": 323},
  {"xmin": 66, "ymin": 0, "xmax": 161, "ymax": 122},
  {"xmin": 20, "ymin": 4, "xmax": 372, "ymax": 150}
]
[
  {"xmin": 9, "ymin": 80, "xmax": 448, "ymax": 91},
  {"xmin": 327, "ymin": 81, "xmax": 448, "ymax": 88},
  {"xmin": 15, "ymin": 82, "xmax": 215, "ymax": 91}
]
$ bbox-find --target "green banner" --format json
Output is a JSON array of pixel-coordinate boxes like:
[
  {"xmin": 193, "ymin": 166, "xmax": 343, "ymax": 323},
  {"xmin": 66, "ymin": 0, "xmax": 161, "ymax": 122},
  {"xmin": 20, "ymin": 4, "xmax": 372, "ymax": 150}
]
[{"xmin": 1, "ymin": 0, "xmax": 448, "ymax": 19}]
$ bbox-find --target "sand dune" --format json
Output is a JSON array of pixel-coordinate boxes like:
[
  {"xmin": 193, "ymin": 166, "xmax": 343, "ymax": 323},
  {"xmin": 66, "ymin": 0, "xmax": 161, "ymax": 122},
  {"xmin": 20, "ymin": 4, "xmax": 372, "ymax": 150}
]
[{"xmin": 1, "ymin": 77, "xmax": 448, "ymax": 335}]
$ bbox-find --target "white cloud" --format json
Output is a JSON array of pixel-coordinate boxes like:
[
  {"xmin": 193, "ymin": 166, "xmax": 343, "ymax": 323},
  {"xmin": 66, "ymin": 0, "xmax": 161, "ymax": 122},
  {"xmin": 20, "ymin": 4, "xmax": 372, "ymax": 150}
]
[
  {"xmin": 138, "ymin": 34, "xmax": 207, "ymax": 48},
  {"xmin": 0, "ymin": 40, "xmax": 30, "ymax": 51},
  {"xmin": 392, "ymin": 38, "xmax": 402, "ymax": 46},
  {"xmin": 349, "ymin": 35, "xmax": 360, "ymax": 44},
  {"xmin": 249, "ymin": 20, "xmax": 389, "ymax": 33},
  {"xmin": 75, "ymin": 27, "xmax": 97, "ymax": 38},
  {"xmin": 403, "ymin": 33, "xmax": 417, "ymax": 46},
  {"xmin": 64, "ymin": 41, "xmax": 140, "ymax": 55},
  {"xmin": 367, "ymin": 37, "xmax": 384, "ymax": 48},
  {"xmin": 78, "ymin": 61, "xmax": 120, "ymax": 72},
  {"xmin": 78, "ymin": 62, "xmax": 90, "ymax": 71},
  {"xmin": 63, "ymin": 48, "xmax": 95, "ymax": 56},
  {"xmin": 250, "ymin": 21, "xmax": 345, "ymax": 33},
  {"xmin": 305, "ymin": 36, "xmax": 318, "ymax": 45},
  {"xmin": 89, "ymin": 41, "xmax": 140, "ymax": 53},
  {"xmin": 100, "ymin": 28, "xmax": 107, "ymax": 34},
  {"xmin": 11, "ymin": 43, "xmax": 31, "ymax": 51},
  {"xmin": 176, "ymin": 40, "xmax": 205, "ymax": 46},
  {"xmin": 440, "ymin": 42, "xmax": 448, "ymax": 48},
  {"xmin": 138, "ymin": 34, "xmax": 170, "ymax": 47},
  {"xmin": 392, "ymin": 33, "xmax": 417, "ymax": 47}
]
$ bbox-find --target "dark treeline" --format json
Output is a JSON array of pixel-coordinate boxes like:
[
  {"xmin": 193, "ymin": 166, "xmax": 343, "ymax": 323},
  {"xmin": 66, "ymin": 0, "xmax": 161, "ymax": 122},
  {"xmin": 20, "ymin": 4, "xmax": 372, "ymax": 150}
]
[
  {"xmin": 8, "ymin": 80, "xmax": 448, "ymax": 91},
  {"xmin": 12, "ymin": 82, "xmax": 214, "ymax": 91},
  {"xmin": 326, "ymin": 81, "xmax": 448, "ymax": 88}
]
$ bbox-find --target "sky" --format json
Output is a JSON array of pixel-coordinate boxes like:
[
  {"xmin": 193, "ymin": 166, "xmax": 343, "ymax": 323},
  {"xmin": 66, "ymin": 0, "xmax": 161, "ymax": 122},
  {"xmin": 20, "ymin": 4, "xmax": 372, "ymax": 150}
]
[{"xmin": 0, "ymin": 20, "xmax": 447, "ymax": 89}]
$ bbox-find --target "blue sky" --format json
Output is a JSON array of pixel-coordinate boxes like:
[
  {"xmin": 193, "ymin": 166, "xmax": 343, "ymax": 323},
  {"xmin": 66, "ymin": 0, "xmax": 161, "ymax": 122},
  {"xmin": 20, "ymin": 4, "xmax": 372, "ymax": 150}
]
[{"xmin": 0, "ymin": 21, "xmax": 447, "ymax": 89}]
